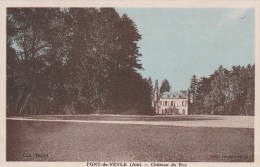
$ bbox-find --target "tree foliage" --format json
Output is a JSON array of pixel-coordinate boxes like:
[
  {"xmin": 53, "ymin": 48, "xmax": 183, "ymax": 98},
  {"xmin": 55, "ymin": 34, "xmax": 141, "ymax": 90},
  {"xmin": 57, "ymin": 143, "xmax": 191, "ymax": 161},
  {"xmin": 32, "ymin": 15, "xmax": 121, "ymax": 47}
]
[
  {"xmin": 189, "ymin": 75, "xmax": 198, "ymax": 102},
  {"xmin": 159, "ymin": 79, "xmax": 171, "ymax": 94},
  {"xmin": 7, "ymin": 8, "xmax": 153, "ymax": 115},
  {"xmin": 189, "ymin": 65, "xmax": 255, "ymax": 115}
]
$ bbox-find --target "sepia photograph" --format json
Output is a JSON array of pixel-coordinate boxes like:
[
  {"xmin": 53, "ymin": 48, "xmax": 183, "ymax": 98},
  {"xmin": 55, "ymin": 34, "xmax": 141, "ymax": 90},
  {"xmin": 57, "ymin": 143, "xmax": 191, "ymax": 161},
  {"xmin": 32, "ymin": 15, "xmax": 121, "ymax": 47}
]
[{"xmin": 1, "ymin": 0, "xmax": 260, "ymax": 166}]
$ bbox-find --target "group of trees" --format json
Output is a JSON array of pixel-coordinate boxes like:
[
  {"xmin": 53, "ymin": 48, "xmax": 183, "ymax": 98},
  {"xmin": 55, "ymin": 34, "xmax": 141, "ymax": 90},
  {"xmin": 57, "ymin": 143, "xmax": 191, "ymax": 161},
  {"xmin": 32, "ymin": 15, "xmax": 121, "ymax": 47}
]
[
  {"xmin": 7, "ymin": 8, "xmax": 255, "ymax": 116},
  {"xmin": 7, "ymin": 8, "xmax": 154, "ymax": 115},
  {"xmin": 189, "ymin": 65, "xmax": 255, "ymax": 115}
]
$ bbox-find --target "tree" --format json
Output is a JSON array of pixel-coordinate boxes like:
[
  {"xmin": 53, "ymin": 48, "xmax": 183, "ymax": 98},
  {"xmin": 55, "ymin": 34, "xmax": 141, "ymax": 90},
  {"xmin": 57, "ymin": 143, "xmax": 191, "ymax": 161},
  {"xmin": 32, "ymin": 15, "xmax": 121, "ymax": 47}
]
[
  {"xmin": 189, "ymin": 75, "xmax": 198, "ymax": 102},
  {"xmin": 160, "ymin": 79, "xmax": 171, "ymax": 94},
  {"xmin": 7, "ymin": 8, "xmax": 151, "ymax": 115},
  {"xmin": 244, "ymin": 64, "xmax": 255, "ymax": 115},
  {"xmin": 7, "ymin": 8, "xmax": 68, "ymax": 115},
  {"xmin": 190, "ymin": 77, "xmax": 212, "ymax": 114},
  {"xmin": 190, "ymin": 64, "xmax": 254, "ymax": 115},
  {"xmin": 6, "ymin": 45, "xmax": 18, "ymax": 115},
  {"xmin": 147, "ymin": 77, "xmax": 153, "ymax": 101}
]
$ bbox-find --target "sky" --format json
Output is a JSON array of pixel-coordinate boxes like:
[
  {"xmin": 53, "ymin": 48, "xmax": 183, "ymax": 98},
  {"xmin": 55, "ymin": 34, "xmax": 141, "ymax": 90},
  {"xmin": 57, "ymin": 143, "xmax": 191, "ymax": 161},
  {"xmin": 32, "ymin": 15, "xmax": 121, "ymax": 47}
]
[{"xmin": 116, "ymin": 8, "xmax": 255, "ymax": 91}]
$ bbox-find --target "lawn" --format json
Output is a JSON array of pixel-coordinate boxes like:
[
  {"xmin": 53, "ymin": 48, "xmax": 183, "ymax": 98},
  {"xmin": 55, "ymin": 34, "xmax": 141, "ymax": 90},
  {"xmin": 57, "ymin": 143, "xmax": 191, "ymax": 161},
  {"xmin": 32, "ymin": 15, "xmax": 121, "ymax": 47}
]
[{"xmin": 6, "ymin": 116, "xmax": 254, "ymax": 162}]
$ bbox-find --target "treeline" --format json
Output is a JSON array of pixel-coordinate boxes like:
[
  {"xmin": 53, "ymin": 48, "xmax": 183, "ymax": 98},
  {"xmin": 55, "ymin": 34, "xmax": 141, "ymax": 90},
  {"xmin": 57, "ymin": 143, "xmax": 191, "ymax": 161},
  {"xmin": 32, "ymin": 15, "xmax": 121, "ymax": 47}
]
[
  {"xmin": 7, "ymin": 8, "xmax": 153, "ymax": 115},
  {"xmin": 189, "ymin": 65, "xmax": 255, "ymax": 115}
]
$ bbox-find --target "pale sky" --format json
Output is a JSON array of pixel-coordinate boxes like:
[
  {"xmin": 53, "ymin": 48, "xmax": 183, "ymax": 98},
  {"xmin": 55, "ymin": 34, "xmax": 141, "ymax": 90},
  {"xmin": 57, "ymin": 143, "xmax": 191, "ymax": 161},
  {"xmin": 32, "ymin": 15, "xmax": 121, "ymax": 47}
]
[{"xmin": 116, "ymin": 8, "xmax": 255, "ymax": 90}]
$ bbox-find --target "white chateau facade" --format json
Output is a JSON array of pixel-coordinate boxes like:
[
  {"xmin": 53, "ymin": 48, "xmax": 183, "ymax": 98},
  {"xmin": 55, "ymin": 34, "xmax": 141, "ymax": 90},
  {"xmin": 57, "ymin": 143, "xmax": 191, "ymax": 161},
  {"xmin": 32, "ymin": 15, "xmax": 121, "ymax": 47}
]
[{"xmin": 153, "ymin": 80, "xmax": 190, "ymax": 115}]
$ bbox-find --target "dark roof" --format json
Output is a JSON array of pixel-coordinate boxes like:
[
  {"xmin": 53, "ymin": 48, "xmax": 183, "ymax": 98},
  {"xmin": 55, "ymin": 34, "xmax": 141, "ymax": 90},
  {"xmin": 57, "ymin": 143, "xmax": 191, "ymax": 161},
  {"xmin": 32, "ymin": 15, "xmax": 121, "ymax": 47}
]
[{"xmin": 160, "ymin": 91, "xmax": 187, "ymax": 99}]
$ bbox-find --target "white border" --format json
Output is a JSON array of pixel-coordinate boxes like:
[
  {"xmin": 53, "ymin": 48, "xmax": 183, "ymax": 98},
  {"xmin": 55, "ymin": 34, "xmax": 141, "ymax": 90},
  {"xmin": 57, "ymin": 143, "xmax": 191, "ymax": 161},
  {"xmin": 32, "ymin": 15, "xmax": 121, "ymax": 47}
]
[{"xmin": 0, "ymin": 1, "xmax": 259, "ymax": 167}]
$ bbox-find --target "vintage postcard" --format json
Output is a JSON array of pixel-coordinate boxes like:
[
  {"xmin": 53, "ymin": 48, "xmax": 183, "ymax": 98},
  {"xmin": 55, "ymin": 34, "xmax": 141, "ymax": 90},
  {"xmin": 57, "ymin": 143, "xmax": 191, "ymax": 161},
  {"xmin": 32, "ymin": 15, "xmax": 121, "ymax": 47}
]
[{"xmin": 0, "ymin": 0, "xmax": 259, "ymax": 167}]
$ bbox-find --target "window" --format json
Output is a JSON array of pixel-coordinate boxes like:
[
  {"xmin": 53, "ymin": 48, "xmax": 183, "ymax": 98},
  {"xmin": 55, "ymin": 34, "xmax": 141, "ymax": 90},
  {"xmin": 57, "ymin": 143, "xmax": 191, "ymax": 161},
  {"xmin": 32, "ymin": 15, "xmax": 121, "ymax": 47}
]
[
  {"xmin": 182, "ymin": 101, "xmax": 185, "ymax": 106},
  {"xmin": 165, "ymin": 101, "xmax": 168, "ymax": 106},
  {"xmin": 171, "ymin": 101, "xmax": 173, "ymax": 106},
  {"xmin": 183, "ymin": 109, "xmax": 185, "ymax": 114},
  {"xmin": 160, "ymin": 101, "xmax": 162, "ymax": 105}
]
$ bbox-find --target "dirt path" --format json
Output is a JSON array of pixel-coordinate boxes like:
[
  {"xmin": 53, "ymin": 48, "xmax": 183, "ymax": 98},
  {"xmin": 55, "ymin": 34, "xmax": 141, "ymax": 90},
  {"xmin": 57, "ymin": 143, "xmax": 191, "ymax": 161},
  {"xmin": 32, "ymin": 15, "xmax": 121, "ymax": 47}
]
[{"xmin": 7, "ymin": 115, "xmax": 254, "ymax": 128}]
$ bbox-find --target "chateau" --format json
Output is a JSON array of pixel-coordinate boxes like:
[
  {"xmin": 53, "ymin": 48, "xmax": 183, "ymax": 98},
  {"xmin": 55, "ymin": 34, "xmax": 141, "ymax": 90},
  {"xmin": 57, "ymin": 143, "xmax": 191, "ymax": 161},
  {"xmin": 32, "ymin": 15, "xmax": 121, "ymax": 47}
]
[{"xmin": 153, "ymin": 81, "xmax": 190, "ymax": 115}]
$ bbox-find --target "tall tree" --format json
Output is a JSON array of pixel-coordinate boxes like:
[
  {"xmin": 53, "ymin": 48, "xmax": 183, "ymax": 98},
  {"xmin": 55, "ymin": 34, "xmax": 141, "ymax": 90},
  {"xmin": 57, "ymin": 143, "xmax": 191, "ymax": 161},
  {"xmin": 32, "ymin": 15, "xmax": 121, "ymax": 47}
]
[
  {"xmin": 191, "ymin": 64, "xmax": 254, "ymax": 115},
  {"xmin": 244, "ymin": 64, "xmax": 255, "ymax": 115},
  {"xmin": 147, "ymin": 77, "xmax": 153, "ymax": 101},
  {"xmin": 160, "ymin": 79, "xmax": 171, "ymax": 94},
  {"xmin": 189, "ymin": 75, "xmax": 198, "ymax": 103},
  {"xmin": 7, "ymin": 8, "xmax": 151, "ymax": 115},
  {"xmin": 7, "ymin": 8, "xmax": 68, "ymax": 115}
]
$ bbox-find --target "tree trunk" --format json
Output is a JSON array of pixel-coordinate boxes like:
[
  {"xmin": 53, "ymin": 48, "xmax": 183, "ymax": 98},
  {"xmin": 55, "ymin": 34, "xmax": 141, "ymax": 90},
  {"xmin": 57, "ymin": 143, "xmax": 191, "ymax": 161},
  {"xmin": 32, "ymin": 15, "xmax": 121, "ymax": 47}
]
[
  {"xmin": 19, "ymin": 92, "xmax": 31, "ymax": 114},
  {"xmin": 15, "ymin": 93, "xmax": 22, "ymax": 112}
]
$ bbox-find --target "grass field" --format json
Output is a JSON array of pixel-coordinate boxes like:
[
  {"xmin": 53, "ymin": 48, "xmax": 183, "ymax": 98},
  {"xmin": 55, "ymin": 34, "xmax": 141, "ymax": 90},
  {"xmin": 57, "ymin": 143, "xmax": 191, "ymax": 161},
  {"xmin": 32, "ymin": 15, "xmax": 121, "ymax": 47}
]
[{"xmin": 6, "ymin": 115, "xmax": 254, "ymax": 162}]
